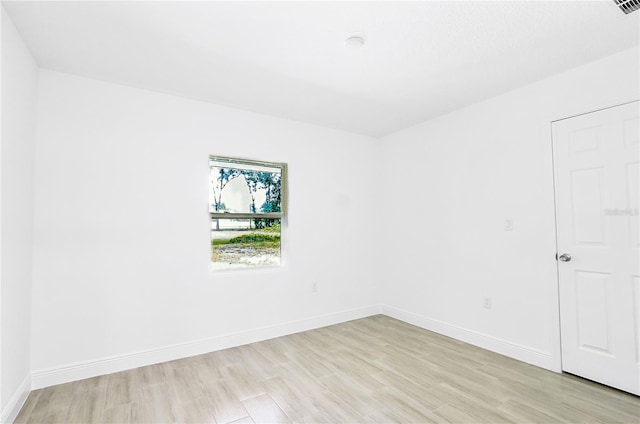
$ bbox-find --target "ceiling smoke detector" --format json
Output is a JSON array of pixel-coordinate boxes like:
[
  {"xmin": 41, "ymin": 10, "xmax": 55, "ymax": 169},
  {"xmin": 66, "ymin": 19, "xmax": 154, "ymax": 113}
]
[
  {"xmin": 344, "ymin": 34, "xmax": 365, "ymax": 49},
  {"xmin": 613, "ymin": 0, "xmax": 639, "ymax": 14}
]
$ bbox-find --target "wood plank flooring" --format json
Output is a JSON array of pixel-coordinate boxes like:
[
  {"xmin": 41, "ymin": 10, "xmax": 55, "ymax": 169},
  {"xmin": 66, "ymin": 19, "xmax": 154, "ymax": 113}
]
[{"xmin": 15, "ymin": 315, "xmax": 640, "ymax": 423}]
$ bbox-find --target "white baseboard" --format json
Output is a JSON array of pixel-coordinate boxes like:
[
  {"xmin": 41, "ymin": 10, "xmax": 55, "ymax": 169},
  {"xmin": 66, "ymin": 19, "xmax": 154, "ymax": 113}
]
[
  {"xmin": 31, "ymin": 304, "xmax": 557, "ymax": 391},
  {"xmin": 1, "ymin": 374, "xmax": 31, "ymax": 424},
  {"xmin": 380, "ymin": 305, "xmax": 556, "ymax": 371},
  {"xmin": 31, "ymin": 305, "xmax": 383, "ymax": 389}
]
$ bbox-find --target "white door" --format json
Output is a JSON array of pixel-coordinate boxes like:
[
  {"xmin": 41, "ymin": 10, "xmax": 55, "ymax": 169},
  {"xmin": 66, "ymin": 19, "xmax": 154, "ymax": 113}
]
[{"xmin": 553, "ymin": 101, "xmax": 639, "ymax": 395}]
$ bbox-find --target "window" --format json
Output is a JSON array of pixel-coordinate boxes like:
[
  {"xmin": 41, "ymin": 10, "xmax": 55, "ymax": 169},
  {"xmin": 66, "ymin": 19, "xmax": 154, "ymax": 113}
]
[{"xmin": 209, "ymin": 156, "xmax": 286, "ymax": 270}]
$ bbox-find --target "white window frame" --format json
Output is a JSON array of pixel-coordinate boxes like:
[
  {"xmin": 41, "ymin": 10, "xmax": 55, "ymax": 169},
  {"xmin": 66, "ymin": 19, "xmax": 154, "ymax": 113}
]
[{"xmin": 209, "ymin": 155, "xmax": 287, "ymax": 270}]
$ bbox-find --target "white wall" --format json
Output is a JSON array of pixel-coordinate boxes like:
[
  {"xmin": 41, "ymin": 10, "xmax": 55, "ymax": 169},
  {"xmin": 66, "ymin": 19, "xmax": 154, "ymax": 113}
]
[
  {"xmin": 30, "ymin": 70, "xmax": 381, "ymax": 385},
  {"xmin": 0, "ymin": 7, "xmax": 38, "ymax": 421},
  {"xmin": 9, "ymin": 25, "xmax": 639, "ymax": 397},
  {"xmin": 378, "ymin": 47, "xmax": 639, "ymax": 370}
]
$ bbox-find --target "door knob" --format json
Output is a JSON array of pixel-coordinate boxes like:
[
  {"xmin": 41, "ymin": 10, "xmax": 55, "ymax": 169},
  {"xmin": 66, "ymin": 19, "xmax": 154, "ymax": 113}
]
[{"xmin": 558, "ymin": 253, "xmax": 572, "ymax": 262}]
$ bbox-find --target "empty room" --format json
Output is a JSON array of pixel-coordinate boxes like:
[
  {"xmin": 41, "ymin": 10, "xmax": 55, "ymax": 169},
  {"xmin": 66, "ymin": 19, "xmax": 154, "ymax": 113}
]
[{"xmin": 1, "ymin": 1, "xmax": 639, "ymax": 423}]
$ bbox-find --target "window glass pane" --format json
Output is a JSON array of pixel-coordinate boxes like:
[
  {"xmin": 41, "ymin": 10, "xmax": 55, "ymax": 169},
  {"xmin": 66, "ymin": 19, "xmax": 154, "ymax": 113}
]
[
  {"xmin": 209, "ymin": 160, "xmax": 282, "ymax": 214},
  {"xmin": 211, "ymin": 218, "xmax": 280, "ymax": 270}
]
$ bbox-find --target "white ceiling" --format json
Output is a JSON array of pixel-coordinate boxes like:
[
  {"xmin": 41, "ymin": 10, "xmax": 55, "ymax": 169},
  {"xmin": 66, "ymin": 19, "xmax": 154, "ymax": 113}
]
[{"xmin": 3, "ymin": 1, "xmax": 639, "ymax": 137}]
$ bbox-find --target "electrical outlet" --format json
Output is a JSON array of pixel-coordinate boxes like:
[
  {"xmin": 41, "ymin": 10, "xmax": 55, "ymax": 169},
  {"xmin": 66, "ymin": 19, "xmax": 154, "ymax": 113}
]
[
  {"xmin": 483, "ymin": 296, "xmax": 492, "ymax": 309},
  {"xmin": 312, "ymin": 282, "xmax": 319, "ymax": 293},
  {"xmin": 504, "ymin": 218, "xmax": 513, "ymax": 231}
]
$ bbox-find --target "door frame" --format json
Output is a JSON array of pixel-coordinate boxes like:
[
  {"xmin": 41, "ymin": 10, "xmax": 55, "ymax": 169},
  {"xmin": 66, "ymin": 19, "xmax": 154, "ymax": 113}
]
[{"xmin": 550, "ymin": 99, "xmax": 640, "ymax": 375}]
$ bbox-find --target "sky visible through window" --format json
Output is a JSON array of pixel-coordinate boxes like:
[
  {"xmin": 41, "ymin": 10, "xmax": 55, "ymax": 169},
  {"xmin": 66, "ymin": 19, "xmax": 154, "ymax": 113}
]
[{"xmin": 209, "ymin": 160, "xmax": 281, "ymax": 216}]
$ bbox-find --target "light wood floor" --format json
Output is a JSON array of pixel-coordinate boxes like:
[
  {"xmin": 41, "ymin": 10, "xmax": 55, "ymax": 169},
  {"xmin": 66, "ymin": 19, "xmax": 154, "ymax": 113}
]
[{"xmin": 15, "ymin": 315, "xmax": 640, "ymax": 423}]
